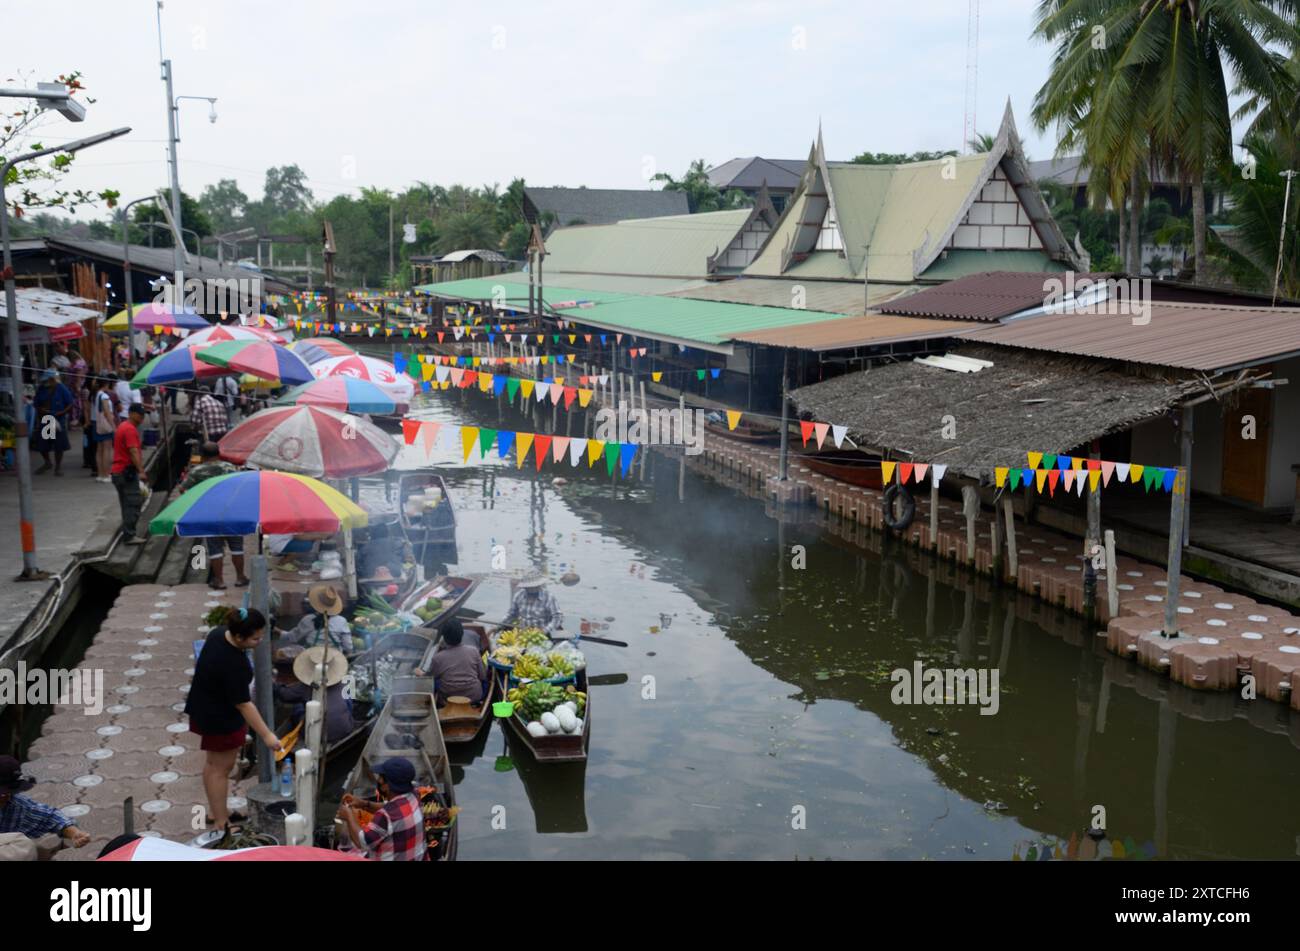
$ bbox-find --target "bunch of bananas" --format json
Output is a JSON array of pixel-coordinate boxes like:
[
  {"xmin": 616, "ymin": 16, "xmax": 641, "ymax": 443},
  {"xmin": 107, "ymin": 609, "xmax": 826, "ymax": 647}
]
[
  {"xmin": 495, "ymin": 629, "xmax": 520, "ymax": 648},
  {"xmin": 512, "ymin": 653, "xmax": 546, "ymax": 680},
  {"xmin": 546, "ymin": 652, "xmax": 575, "ymax": 678},
  {"xmin": 516, "ymin": 681, "xmax": 568, "ymax": 722},
  {"xmin": 565, "ymin": 685, "xmax": 587, "ymax": 717},
  {"xmin": 491, "ymin": 645, "xmax": 522, "ymax": 666},
  {"xmin": 517, "ymin": 627, "xmax": 550, "ymax": 648}
]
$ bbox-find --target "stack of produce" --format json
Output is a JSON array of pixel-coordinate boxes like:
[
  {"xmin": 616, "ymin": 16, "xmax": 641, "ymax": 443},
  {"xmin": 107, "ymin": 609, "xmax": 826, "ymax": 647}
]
[
  {"xmin": 353, "ymin": 592, "xmax": 410, "ymax": 635},
  {"xmin": 507, "ymin": 683, "xmax": 585, "ymax": 738},
  {"xmin": 411, "ymin": 596, "xmax": 443, "ymax": 624}
]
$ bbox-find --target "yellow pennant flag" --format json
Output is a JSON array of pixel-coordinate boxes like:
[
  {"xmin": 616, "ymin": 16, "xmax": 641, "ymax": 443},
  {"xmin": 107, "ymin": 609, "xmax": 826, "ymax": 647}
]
[
  {"xmin": 587, "ymin": 439, "xmax": 604, "ymax": 466},
  {"xmin": 1130, "ymin": 464, "xmax": 1144, "ymax": 484},
  {"xmin": 472, "ymin": 357, "xmax": 481, "ymax": 367},
  {"xmin": 881, "ymin": 461, "xmax": 897, "ymax": 484},
  {"xmin": 1088, "ymin": 470, "xmax": 1101, "ymax": 492},
  {"xmin": 421, "ymin": 363, "xmax": 435, "ymax": 381},
  {"xmin": 567, "ymin": 354, "xmax": 575, "ymax": 363},
  {"xmin": 578, "ymin": 389, "xmax": 593, "ymax": 408},
  {"xmin": 1027, "ymin": 451, "xmax": 1043, "ymax": 469},
  {"xmin": 553, "ymin": 377, "xmax": 564, "ymax": 387},
  {"xmin": 1035, "ymin": 469, "xmax": 1048, "ymax": 492},
  {"xmin": 726, "ymin": 410, "xmax": 742, "ymax": 431},
  {"xmin": 568, "ymin": 335, "xmax": 576, "ymax": 344},
  {"xmin": 652, "ymin": 371, "xmax": 662, "ymax": 383},
  {"xmin": 460, "ymin": 427, "xmax": 479, "ymax": 463},
  {"xmin": 1071, "ymin": 457, "xmax": 1084, "ymax": 471},
  {"xmin": 994, "ymin": 466, "xmax": 1008, "ymax": 487},
  {"xmin": 520, "ymin": 379, "xmax": 535, "ymax": 399},
  {"xmin": 516, "ymin": 432, "xmax": 534, "ymax": 469},
  {"xmin": 440, "ymin": 380, "xmax": 450, "ymax": 390}
]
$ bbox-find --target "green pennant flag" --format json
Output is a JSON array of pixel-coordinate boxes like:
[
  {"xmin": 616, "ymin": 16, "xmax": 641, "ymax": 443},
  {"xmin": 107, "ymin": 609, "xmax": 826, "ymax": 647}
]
[
  {"xmin": 1042, "ymin": 453, "xmax": 1058, "ymax": 470},
  {"xmin": 696, "ymin": 369, "xmax": 706, "ymax": 381},
  {"xmin": 506, "ymin": 377, "xmax": 520, "ymax": 402},
  {"xmin": 478, "ymin": 427, "xmax": 498, "ymax": 458},
  {"xmin": 1143, "ymin": 466, "xmax": 1157, "ymax": 492},
  {"xmin": 604, "ymin": 441, "xmax": 619, "ymax": 477},
  {"xmin": 1009, "ymin": 468, "xmax": 1022, "ymax": 491},
  {"xmin": 402, "ymin": 328, "xmax": 411, "ymax": 338},
  {"xmin": 552, "ymin": 334, "xmax": 560, "ymax": 343},
  {"xmin": 407, "ymin": 353, "xmax": 421, "ymax": 380}
]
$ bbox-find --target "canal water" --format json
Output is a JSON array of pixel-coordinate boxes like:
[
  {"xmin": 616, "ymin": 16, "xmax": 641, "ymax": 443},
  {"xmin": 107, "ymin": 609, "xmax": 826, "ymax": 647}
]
[{"xmin": 349, "ymin": 385, "xmax": 1300, "ymax": 860}]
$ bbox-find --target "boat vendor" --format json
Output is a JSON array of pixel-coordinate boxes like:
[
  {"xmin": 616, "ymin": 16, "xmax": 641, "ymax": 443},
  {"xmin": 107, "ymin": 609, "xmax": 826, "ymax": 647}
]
[
  {"xmin": 502, "ymin": 572, "xmax": 563, "ymax": 635},
  {"xmin": 416, "ymin": 618, "xmax": 487, "ymax": 705},
  {"xmin": 0, "ymin": 755, "xmax": 91, "ymax": 861},
  {"xmin": 185, "ymin": 608, "xmax": 283, "ymax": 833},
  {"xmin": 177, "ymin": 442, "xmax": 247, "ymax": 590},
  {"xmin": 335, "ymin": 758, "xmax": 426, "ymax": 861},
  {"xmin": 277, "ymin": 584, "xmax": 356, "ymax": 653},
  {"xmin": 273, "ymin": 645, "xmax": 356, "ymax": 744}
]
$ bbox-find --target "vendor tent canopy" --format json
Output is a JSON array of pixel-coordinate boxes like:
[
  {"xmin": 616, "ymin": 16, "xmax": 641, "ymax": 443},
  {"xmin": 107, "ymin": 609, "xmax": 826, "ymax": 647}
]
[{"xmin": 0, "ymin": 288, "xmax": 99, "ymax": 343}]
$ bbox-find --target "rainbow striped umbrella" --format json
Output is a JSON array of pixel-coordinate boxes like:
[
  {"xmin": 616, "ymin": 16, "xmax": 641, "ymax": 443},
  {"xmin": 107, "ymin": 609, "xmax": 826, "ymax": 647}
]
[
  {"xmin": 273, "ymin": 376, "xmax": 397, "ymax": 414},
  {"xmin": 104, "ymin": 302, "xmax": 209, "ymax": 333},
  {"xmin": 194, "ymin": 339, "xmax": 314, "ymax": 385},
  {"xmin": 176, "ymin": 324, "xmax": 282, "ymax": 348},
  {"xmin": 218, "ymin": 406, "xmax": 398, "ymax": 478},
  {"xmin": 131, "ymin": 346, "xmax": 228, "ymax": 386},
  {"xmin": 290, "ymin": 337, "xmax": 356, "ymax": 365},
  {"xmin": 149, "ymin": 470, "xmax": 368, "ymax": 537}
]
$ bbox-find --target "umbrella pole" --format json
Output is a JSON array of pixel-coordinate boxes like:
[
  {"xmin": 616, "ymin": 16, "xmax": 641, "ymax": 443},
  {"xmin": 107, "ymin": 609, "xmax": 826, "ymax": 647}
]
[{"xmin": 251, "ymin": 543, "xmax": 275, "ymax": 785}]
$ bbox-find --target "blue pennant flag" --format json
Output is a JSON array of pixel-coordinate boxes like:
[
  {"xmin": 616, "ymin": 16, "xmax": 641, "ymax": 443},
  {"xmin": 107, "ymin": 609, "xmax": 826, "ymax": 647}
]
[{"xmin": 619, "ymin": 442, "xmax": 637, "ymax": 476}]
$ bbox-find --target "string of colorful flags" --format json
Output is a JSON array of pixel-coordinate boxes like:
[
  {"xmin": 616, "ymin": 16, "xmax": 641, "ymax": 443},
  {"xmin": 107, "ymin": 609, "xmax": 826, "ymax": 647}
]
[{"xmin": 398, "ymin": 418, "xmax": 639, "ymax": 477}]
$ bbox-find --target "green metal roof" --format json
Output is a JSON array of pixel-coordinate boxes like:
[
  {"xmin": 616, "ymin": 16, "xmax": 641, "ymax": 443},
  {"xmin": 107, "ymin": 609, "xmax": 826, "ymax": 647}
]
[
  {"xmin": 541, "ymin": 209, "xmax": 752, "ymax": 279},
  {"xmin": 918, "ymin": 249, "xmax": 1068, "ymax": 281},
  {"xmin": 417, "ymin": 275, "xmax": 858, "ymax": 352}
]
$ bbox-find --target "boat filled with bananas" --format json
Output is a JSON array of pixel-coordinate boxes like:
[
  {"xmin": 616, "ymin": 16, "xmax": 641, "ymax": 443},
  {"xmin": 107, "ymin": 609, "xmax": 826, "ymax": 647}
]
[
  {"xmin": 487, "ymin": 626, "xmax": 585, "ymax": 687},
  {"xmin": 498, "ymin": 668, "xmax": 591, "ymax": 764}
]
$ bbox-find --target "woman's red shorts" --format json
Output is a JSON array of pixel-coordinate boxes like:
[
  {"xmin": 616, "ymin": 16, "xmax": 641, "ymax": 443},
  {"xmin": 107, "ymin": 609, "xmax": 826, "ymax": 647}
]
[{"xmin": 192, "ymin": 723, "xmax": 248, "ymax": 752}]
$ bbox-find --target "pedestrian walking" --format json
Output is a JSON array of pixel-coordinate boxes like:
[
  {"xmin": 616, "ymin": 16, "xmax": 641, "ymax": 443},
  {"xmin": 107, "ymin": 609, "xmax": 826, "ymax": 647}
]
[
  {"xmin": 31, "ymin": 369, "xmax": 74, "ymax": 476},
  {"xmin": 111, "ymin": 402, "xmax": 149, "ymax": 545}
]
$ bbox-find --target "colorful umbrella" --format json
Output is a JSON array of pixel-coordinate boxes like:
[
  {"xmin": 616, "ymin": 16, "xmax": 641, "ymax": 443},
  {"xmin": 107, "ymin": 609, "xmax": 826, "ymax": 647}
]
[
  {"xmin": 99, "ymin": 838, "xmax": 366, "ymax": 861},
  {"xmin": 176, "ymin": 324, "xmax": 283, "ymax": 348},
  {"xmin": 150, "ymin": 470, "xmax": 368, "ymax": 537},
  {"xmin": 130, "ymin": 346, "xmax": 228, "ymax": 386},
  {"xmin": 194, "ymin": 339, "xmax": 315, "ymax": 385},
  {"xmin": 104, "ymin": 301, "xmax": 209, "ymax": 333},
  {"xmin": 218, "ymin": 406, "xmax": 398, "ymax": 478},
  {"xmin": 274, "ymin": 376, "xmax": 398, "ymax": 415},
  {"xmin": 312, "ymin": 354, "xmax": 415, "ymax": 404},
  {"xmin": 290, "ymin": 336, "xmax": 357, "ymax": 365}
]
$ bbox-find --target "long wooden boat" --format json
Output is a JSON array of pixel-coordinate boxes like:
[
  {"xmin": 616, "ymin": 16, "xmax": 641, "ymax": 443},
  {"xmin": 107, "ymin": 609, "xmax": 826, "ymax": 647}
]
[
  {"xmin": 339, "ymin": 677, "xmax": 459, "ymax": 861},
  {"xmin": 798, "ymin": 449, "xmax": 884, "ymax": 489},
  {"xmin": 399, "ymin": 575, "xmax": 478, "ymax": 630},
  {"xmin": 703, "ymin": 418, "xmax": 781, "ymax": 444},
  {"xmin": 418, "ymin": 621, "xmax": 496, "ymax": 744},
  {"xmin": 496, "ymin": 667, "xmax": 591, "ymax": 764},
  {"xmin": 398, "ymin": 472, "xmax": 457, "ymax": 555}
]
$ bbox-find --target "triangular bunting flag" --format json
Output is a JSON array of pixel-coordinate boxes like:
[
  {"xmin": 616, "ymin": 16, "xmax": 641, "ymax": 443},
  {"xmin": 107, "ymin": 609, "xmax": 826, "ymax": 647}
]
[
  {"xmin": 604, "ymin": 442, "xmax": 618, "ymax": 477},
  {"xmin": 1009, "ymin": 468, "xmax": 1021, "ymax": 491},
  {"xmin": 619, "ymin": 442, "xmax": 637, "ymax": 477},
  {"xmin": 995, "ymin": 467, "xmax": 1008, "ymax": 488},
  {"xmin": 478, "ymin": 428, "xmax": 497, "ymax": 458},
  {"xmin": 497, "ymin": 430, "xmax": 516, "ymax": 460},
  {"xmin": 899, "ymin": 462, "xmax": 914, "ymax": 484},
  {"xmin": 813, "ymin": 422, "xmax": 829, "ymax": 449},
  {"xmin": 882, "ymin": 461, "xmax": 897, "ymax": 483},
  {"xmin": 932, "ymin": 464, "xmax": 947, "ymax": 484},
  {"xmin": 460, "ymin": 427, "xmax": 479, "ymax": 463},
  {"xmin": 506, "ymin": 378, "xmax": 520, "ymax": 402},
  {"xmin": 1100, "ymin": 461, "xmax": 1114, "ymax": 486},
  {"xmin": 534, "ymin": 382, "xmax": 549, "ymax": 402},
  {"xmin": 652, "ymin": 371, "xmax": 662, "ymax": 383},
  {"xmin": 1088, "ymin": 470, "xmax": 1102, "ymax": 492},
  {"xmin": 563, "ymin": 386, "xmax": 577, "ymax": 410},
  {"xmin": 831, "ymin": 425, "xmax": 847, "ymax": 448},
  {"xmin": 1115, "ymin": 462, "xmax": 1131, "ymax": 483},
  {"xmin": 1028, "ymin": 451, "xmax": 1043, "ymax": 469},
  {"xmin": 1058, "ymin": 455, "xmax": 1072, "ymax": 471},
  {"xmin": 1047, "ymin": 469, "xmax": 1060, "ymax": 496},
  {"xmin": 725, "ymin": 410, "xmax": 742, "ymax": 431},
  {"xmin": 401, "ymin": 418, "xmax": 420, "ymax": 445},
  {"xmin": 1086, "ymin": 459, "xmax": 1101, "ymax": 472},
  {"xmin": 569, "ymin": 438, "xmax": 587, "ymax": 467},
  {"xmin": 799, "ymin": 421, "xmax": 815, "ymax": 446},
  {"xmin": 1063, "ymin": 470, "xmax": 1075, "ymax": 491},
  {"xmin": 914, "ymin": 463, "xmax": 928, "ymax": 483},
  {"xmin": 587, "ymin": 439, "xmax": 604, "ymax": 467},
  {"xmin": 1130, "ymin": 464, "xmax": 1144, "ymax": 484},
  {"xmin": 1043, "ymin": 454, "xmax": 1058, "ymax": 470},
  {"xmin": 1021, "ymin": 467, "xmax": 1033, "ymax": 488},
  {"xmin": 551, "ymin": 436, "xmax": 570, "ymax": 464},
  {"xmin": 1035, "ymin": 469, "xmax": 1048, "ymax": 492},
  {"xmin": 696, "ymin": 369, "xmax": 706, "ymax": 381},
  {"xmin": 532, "ymin": 434, "xmax": 551, "ymax": 471},
  {"xmin": 550, "ymin": 384, "xmax": 564, "ymax": 406}
]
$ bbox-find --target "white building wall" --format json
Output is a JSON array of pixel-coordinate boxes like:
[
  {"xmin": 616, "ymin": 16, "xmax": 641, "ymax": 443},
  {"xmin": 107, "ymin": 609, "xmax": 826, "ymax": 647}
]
[{"xmin": 947, "ymin": 163, "xmax": 1045, "ymax": 252}]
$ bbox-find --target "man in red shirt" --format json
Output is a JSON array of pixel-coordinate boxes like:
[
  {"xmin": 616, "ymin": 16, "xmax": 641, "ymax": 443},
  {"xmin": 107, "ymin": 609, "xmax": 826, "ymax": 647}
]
[{"xmin": 111, "ymin": 403, "xmax": 148, "ymax": 546}]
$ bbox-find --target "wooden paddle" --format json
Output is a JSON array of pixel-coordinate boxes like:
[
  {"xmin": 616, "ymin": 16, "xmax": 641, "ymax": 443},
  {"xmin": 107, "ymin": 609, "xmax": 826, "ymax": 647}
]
[
  {"xmin": 459, "ymin": 615, "xmax": 628, "ymax": 648},
  {"xmin": 587, "ymin": 673, "xmax": 628, "ymax": 687}
]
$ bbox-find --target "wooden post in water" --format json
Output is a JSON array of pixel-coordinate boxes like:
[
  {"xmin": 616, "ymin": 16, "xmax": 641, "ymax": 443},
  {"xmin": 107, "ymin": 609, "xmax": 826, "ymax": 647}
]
[
  {"xmin": 251, "ymin": 553, "xmax": 274, "ymax": 784},
  {"xmin": 639, "ymin": 380, "xmax": 648, "ymax": 479},
  {"xmin": 1002, "ymin": 496, "xmax": 1018, "ymax": 583},
  {"xmin": 1161, "ymin": 467, "xmax": 1187, "ymax": 637},
  {"xmin": 678, "ymin": 392, "xmax": 686, "ymax": 502},
  {"xmin": 961, "ymin": 485, "xmax": 978, "ymax": 566},
  {"xmin": 777, "ymin": 350, "xmax": 790, "ymax": 481},
  {"xmin": 1105, "ymin": 529, "xmax": 1118, "ymax": 620},
  {"xmin": 991, "ymin": 497, "xmax": 1003, "ymax": 582},
  {"xmin": 929, "ymin": 478, "xmax": 939, "ymax": 552}
]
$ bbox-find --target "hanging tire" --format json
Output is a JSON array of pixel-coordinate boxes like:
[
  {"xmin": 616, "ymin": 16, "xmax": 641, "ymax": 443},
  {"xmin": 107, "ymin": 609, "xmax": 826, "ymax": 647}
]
[{"xmin": 882, "ymin": 483, "xmax": 916, "ymax": 533}]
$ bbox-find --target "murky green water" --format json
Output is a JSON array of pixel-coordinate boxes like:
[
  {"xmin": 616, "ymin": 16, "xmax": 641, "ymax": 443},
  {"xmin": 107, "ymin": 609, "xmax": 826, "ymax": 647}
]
[{"xmin": 346, "ymin": 384, "xmax": 1300, "ymax": 860}]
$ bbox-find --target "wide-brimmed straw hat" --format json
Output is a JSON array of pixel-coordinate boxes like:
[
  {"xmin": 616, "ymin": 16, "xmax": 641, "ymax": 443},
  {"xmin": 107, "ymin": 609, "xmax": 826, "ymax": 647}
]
[
  {"xmin": 307, "ymin": 584, "xmax": 344, "ymax": 616},
  {"xmin": 293, "ymin": 644, "xmax": 349, "ymax": 687},
  {"xmin": 518, "ymin": 571, "xmax": 548, "ymax": 589}
]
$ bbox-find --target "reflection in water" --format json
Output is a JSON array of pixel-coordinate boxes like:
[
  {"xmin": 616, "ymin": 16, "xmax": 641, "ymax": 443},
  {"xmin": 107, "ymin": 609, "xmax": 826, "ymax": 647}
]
[{"xmin": 337, "ymin": 386, "xmax": 1300, "ymax": 859}]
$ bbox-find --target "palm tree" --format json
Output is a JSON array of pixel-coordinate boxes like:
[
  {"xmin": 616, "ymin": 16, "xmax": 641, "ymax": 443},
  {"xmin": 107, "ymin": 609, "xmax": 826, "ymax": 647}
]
[
  {"xmin": 1032, "ymin": 0, "xmax": 1291, "ymax": 282},
  {"xmin": 967, "ymin": 131, "xmax": 997, "ymax": 153}
]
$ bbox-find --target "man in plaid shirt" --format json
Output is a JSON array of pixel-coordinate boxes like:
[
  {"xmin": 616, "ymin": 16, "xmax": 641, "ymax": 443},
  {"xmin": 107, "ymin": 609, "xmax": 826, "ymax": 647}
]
[
  {"xmin": 503, "ymin": 573, "xmax": 563, "ymax": 634},
  {"xmin": 0, "ymin": 755, "xmax": 91, "ymax": 855},
  {"xmin": 191, "ymin": 384, "xmax": 231, "ymax": 441},
  {"xmin": 336, "ymin": 758, "xmax": 426, "ymax": 861}
]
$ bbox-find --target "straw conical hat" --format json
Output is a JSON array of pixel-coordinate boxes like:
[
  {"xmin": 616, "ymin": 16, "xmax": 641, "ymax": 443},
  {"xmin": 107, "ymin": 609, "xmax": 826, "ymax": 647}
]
[{"xmin": 293, "ymin": 644, "xmax": 349, "ymax": 687}]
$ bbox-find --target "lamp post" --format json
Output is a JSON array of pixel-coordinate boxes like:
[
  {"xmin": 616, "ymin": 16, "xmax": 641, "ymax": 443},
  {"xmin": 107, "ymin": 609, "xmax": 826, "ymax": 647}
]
[
  {"xmin": 1273, "ymin": 170, "xmax": 1297, "ymax": 307},
  {"xmin": 119, "ymin": 196, "xmax": 160, "ymax": 364},
  {"xmin": 2, "ymin": 126, "xmax": 131, "ymax": 579}
]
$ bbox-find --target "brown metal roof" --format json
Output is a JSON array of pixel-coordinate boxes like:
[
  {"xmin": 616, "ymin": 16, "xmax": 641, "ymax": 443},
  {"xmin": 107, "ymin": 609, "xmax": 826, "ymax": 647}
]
[
  {"xmin": 877, "ymin": 270, "xmax": 1115, "ymax": 321},
  {"xmin": 730, "ymin": 313, "xmax": 964, "ymax": 351},
  {"xmin": 670, "ymin": 277, "xmax": 920, "ymax": 315},
  {"xmin": 958, "ymin": 302, "xmax": 1300, "ymax": 371}
]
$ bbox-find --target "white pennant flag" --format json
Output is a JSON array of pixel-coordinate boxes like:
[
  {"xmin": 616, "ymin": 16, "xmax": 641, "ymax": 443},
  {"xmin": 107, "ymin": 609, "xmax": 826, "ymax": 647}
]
[
  {"xmin": 831, "ymin": 425, "xmax": 847, "ymax": 448},
  {"xmin": 1115, "ymin": 462, "xmax": 1131, "ymax": 483},
  {"xmin": 1076, "ymin": 470, "xmax": 1087, "ymax": 496},
  {"xmin": 535, "ymin": 382, "xmax": 550, "ymax": 402},
  {"xmin": 453, "ymin": 326, "xmax": 464, "ymax": 340},
  {"xmin": 598, "ymin": 375, "xmax": 609, "ymax": 386},
  {"xmin": 435, "ymin": 365, "xmax": 449, "ymax": 383},
  {"xmin": 931, "ymin": 464, "xmax": 948, "ymax": 485},
  {"xmin": 569, "ymin": 438, "xmax": 587, "ymax": 466}
]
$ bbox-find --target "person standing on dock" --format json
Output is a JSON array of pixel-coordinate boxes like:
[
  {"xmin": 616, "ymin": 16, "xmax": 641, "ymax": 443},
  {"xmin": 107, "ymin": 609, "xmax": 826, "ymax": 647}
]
[
  {"xmin": 31, "ymin": 369, "xmax": 74, "ymax": 477},
  {"xmin": 111, "ymin": 403, "xmax": 149, "ymax": 546},
  {"xmin": 0, "ymin": 755, "xmax": 91, "ymax": 861},
  {"xmin": 185, "ymin": 608, "xmax": 283, "ymax": 833},
  {"xmin": 503, "ymin": 572, "xmax": 563, "ymax": 635},
  {"xmin": 177, "ymin": 442, "xmax": 247, "ymax": 589}
]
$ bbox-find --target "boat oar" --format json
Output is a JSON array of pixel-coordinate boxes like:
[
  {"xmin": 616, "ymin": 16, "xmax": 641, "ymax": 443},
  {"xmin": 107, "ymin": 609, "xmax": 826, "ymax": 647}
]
[
  {"xmin": 469, "ymin": 618, "xmax": 628, "ymax": 648},
  {"xmin": 587, "ymin": 673, "xmax": 627, "ymax": 687}
]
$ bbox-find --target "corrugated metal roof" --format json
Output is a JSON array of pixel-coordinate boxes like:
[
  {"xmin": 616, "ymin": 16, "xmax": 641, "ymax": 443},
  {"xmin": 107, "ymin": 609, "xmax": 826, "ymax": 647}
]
[
  {"xmin": 879, "ymin": 270, "xmax": 1113, "ymax": 321},
  {"xmin": 958, "ymin": 302, "xmax": 1300, "ymax": 371},
  {"xmin": 417, "ymin": 270, "xmax": 705, "ymax": 297},
  {"xmin": 668, "ymin": 277, "xmax": 920, "ymax": 315},
  {"xmin": 438, "ymin": 249, "xmax": 508, "ymax": 263},
  {"xmin": 524, "ymin": 187, "xmax": 688, "ymax": 227},
  {"xmin": 707, "ymin": 157, "xmax": 806, "ymax": 191},
  {"xmin": 729, "ymin": 313, "xmax": 964, "ymax": 350},
  {"xmin": 541, "ymin": 209, "xmax": 751, "ymax": 280},
  {"xmin": 917, "ymin": 250, "xmax": 1072, "ymax": 282},
  {"xmin": 37, "ymin": 236, "xmax": 295, "ymax": 294}
]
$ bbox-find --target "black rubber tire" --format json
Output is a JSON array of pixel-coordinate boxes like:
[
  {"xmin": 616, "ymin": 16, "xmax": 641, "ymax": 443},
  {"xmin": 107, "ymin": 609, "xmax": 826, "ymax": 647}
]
[{"xmin": 882, "ymin": 483, "xmax": 916, "ymax": 533}]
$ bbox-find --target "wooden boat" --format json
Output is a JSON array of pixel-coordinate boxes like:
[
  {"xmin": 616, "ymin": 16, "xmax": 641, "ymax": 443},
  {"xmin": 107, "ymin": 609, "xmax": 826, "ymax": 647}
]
[
  {"xmin": 496, "ymin": 667, "xmax": 590, "ymax": 764},
  {"xmin": 704, "ymin": 417, "xmax": 781, "ymax": 444},
  {"xmin": 339, "ymin": 677, "xmax": 459, "ymax": 861},
  {"xmin": 399, "ymin": 575, "xmax": 478, "ymax": 630},
  {"xmin": 398, "ymin": 472, "xmax": 457, "ymax": 555},
  {"xmin": 799, "ymin": 449, "xmax": 884, "ymax": 489},
  {"xmin": 418, "ymin": 622, "xmax": 496, "ymax": 744}
]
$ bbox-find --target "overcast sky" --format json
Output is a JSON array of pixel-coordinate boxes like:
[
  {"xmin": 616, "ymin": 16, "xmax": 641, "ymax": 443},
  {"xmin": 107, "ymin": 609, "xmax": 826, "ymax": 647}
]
[{"xmin": 10, "ymin": 0, "xmax": 1060, "ymax": 220}]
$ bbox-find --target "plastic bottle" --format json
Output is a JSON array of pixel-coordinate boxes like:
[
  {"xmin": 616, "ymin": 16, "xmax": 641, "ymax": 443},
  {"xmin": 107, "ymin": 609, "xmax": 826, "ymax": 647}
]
[{"xmin": 280, "ymin": 760, "xmax": 293, "ymax": 798}]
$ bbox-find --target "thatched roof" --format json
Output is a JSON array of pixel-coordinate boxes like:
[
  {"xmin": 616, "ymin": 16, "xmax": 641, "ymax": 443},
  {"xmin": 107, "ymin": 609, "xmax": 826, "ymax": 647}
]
[{"xmin": 790, "ymin": 345, "xmax": 1202, "ymax": 472}]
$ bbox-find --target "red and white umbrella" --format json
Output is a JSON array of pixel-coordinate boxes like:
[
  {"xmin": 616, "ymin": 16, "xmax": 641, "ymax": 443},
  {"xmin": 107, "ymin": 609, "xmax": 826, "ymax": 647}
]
[
  {"xmin": 219, "ymin": 405, "xmax": 399, "ymax": 478},
  {"xmin": 176, "ymin": 324, "xmax": 283, "ymax": 349},
  {"xmin": 313, "ymin": 353, "xmax": 415, "ymax": 404},
  {"xmin": 99, "ymin": 838, "xmax": 366, "ymax": 861}
]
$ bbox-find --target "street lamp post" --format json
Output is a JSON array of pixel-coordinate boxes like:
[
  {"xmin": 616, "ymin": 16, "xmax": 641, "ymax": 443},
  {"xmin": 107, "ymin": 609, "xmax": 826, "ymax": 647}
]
[
  {"xmin": 1, "ymin": 126, "xmax": 131, "ymax": 579},
  {"xmin": 119, "ymin": 196, "xmax": 161, "ymax": 359}
]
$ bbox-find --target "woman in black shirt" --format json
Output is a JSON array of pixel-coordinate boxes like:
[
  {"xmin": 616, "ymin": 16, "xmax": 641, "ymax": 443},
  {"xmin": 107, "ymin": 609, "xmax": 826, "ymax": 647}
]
[{"xmin": 185, "ymin": 608, "xmax": 282, "ymax": 831}]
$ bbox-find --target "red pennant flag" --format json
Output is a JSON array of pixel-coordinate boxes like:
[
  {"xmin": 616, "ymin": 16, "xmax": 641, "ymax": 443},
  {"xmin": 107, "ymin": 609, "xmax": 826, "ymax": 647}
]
[
  {"xmin": 563, "ymin": 386, "xmax": 577, "ymax": 409},
  {"xmin": 799, "ymin": 421, "xmax": 815, "ymax": 446},
  {"xmin": 533, "ymin": 434, "xmax": 552, "ymax": 471},
  {"xmin": 1047, "ymin": 469, "xmax": 1060, "ymax": 496},
  {"xmin": 437, "ymin": 332, "xmax": 444, "ymax": 343},
  {"xmin": 899, "ymin": 462, "xmax": 914, "ymax": 484},
  {"xmin": 1086, "ymin": 458, "xmax": 1101, "ymax": 471},
  {"xmin": 401, "ymin": 419, "xmax": 420, "ymax": 445}
]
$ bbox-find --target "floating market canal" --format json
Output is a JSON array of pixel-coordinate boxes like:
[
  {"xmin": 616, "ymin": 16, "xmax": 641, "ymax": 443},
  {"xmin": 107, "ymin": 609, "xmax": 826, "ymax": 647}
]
[{"xmin": 325, "ymin": 389, "xmax": 1300, "ymax": 861}]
